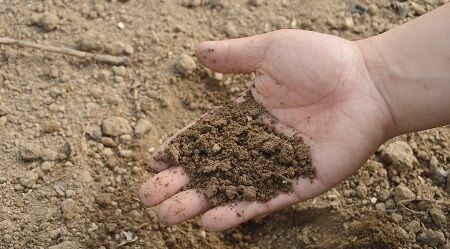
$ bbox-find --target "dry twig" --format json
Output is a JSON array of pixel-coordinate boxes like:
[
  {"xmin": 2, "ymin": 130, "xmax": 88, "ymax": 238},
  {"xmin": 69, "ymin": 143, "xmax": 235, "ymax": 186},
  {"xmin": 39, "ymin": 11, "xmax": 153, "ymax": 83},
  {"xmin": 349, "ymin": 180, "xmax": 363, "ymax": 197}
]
[{"xmin": 0, "ymin": 37, "xmax": 131, "ymax": 65}]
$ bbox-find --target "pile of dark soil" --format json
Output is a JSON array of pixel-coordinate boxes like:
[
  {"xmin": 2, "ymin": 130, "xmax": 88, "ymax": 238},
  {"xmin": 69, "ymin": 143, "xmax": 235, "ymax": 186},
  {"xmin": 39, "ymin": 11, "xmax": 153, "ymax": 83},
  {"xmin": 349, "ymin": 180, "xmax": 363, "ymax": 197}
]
[{"xmin": 155, "ymin": 92, "xmax": 315, "ymax": 206}]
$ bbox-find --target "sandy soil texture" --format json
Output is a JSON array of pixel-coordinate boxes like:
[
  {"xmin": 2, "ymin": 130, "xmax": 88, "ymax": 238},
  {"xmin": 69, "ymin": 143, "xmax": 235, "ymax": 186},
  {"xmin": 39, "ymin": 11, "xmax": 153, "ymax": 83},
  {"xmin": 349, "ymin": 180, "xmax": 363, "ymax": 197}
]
[{"xmin": 0, "ymin": 0, "xmax": 449, "ymax": 248}]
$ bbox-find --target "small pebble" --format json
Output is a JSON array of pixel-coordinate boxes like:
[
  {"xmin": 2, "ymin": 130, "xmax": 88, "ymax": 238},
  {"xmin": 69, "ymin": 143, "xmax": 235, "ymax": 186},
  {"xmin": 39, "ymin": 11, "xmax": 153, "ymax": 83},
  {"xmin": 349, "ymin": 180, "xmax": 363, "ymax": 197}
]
[
  {"xmin": 39, "ymin": 12, "xmax": 59, "ymax": 31},
  {"xmin": 368, "ymin": 4, "xmax": 379, "ymax": 16},
  {"xmin": 175, "ymin": 53, "xmax": 197, "ymax": 76},
  {"xmin": 378, "ymin": 189, "xmax": 390, "ymax": 201},
  {"xmin": 0, "ymin": 105, "xmax": 9, "ymax": 116},
  {"xmin": 102, "ymin": 117, "xmax": 132, "ymax": 137},
  {"xmin": 375, "ymin": 202, "xmax": 386, "ymax": 211},
  {"xmin": 77, "ymin": 32, "xmax": 105, "ymax": 52},
  {"xmin": 418, "ymin": 229, "xmax": 446, "ymax": 247},
  {"xmin": 101, "ymin": 137, "xmax": 117, "ymax": 147},
  {"xmin": 20, "ymin": 171, "xmax": 39, "ymax": 188},
  {"xmin": 405, "ymin": 220, "xmax": 421, "ymax": 234},
  {"xmin": 393, "ymin": 2, "xmax": 409, "ymax": 19},
  {"xmin": 105, "ymin": 223, "xmax": 117, "ymax": 234},
  {"xmin": 119, "ymin": 134, "xmax": 132, "ymax": 144},
  {"xmin": 60, "ymin": 199, "xmax": 78, "ymax": 219},
  {"xmin": 391, "ymin": 213, "xmax": 403, "ymax": 223},
  {"xmin": 394, "ymin": 184, "xmax": 415, "ymax": 203},
  {"xmin": 40, "ymin": 148, "xmax": 58, "ymax": 161},
  {"xmin": 119, "ymin": 149, "xmax": 132, "ymax": 158},
  {"xmin": 20, "ymin": 143, "xmax": 42, "ymax": 161},
  {"xmin": 96, "ymin": 193, "xmax": 112, "ymax": 207},
  {"xmin": 395, "ymin": 226, "xmax": 410, "ymax": 240},
  {"xmin": 224, "ymin": 23, "xmax": 239, "ymax": 38},
  {"xmin": 134, "ymin": 119, "xmax": 152, "ymax": 138},
  {"xmin": 86, "ymin": 125, "xmax": 102, "ymax": 141},
  {"xmin": 0, "ymin": 116, "xmax": 7, "ymax": 127},
  {"xmin": 381, "ymin": 141, "xmax": 417, "ymax": 171},
  {"xmin": 429, "ymin": 156, "xmax": 448, "ymax": 183},
  {"xmin": 429, "ymin": 208, "xmax": 447, "ymax": 227},
  {"xmin": 102, "ymin": 148, "xmax": 114, "ymax": 157},
  {"xmin": 342, "ymin": 17, "xmax": 355, "ymax": 30},
  {"xmin": 356, "ymin": 184, "xmax": 367, "ymax": 198},
  {"xmin": 42, "ymin": 120, "xmax": 61, "ymax": 133}
]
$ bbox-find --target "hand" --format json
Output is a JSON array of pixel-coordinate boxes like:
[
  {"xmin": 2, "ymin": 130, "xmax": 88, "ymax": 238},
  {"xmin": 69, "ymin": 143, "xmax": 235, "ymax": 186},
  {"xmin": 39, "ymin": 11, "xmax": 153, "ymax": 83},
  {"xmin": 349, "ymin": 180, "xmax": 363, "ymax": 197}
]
[{"xmin": 139, "ymin": 29, "xmax": 394, "ymax": 231}]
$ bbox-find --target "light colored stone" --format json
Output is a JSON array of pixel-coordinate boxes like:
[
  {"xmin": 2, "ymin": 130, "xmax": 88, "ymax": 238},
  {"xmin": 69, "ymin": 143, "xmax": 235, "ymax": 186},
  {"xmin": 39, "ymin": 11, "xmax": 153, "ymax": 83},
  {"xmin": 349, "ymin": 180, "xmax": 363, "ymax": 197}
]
[
  {"xmin": 40, "ymin": 148, "xmax": 58, "ymax": 161},
  {"xmin": 429, "ymin": 156, "xmax": 448, "ymax": 183},
  {"xmin": 394, "ymin": 185, "xmax": 415, "ymax": 203},
  {"xmin": 119, "ymin": 134, "xmax": 132, "ymax": 144},
  {"xmin": 368, "ymin": 4, "xmax": 379, "ymax": 16},
  {"xmin": 61, "ymin": 199, "xmax": 77, "ymax": 219},
  {"xmin": 102, "ymin": 148, "xmax": 114, "ymax": 157},
  {"xmin": 42, "ymin": 120, "xmax": 61, "ymax": 133},
  {"xmin": 343, "ymin": 17, "xmax": 355, "ymax": 30},
  {"xmin": 429, "ymin": 208, "xmax": 447, "ymax": 227},
  {"xmin": 20, "ymin": 170, "xmax": 39, "ymax": 188},
  {"xmin": 79, "ymin": 170, "xmax": 92, "ymax": 183},
  {"xmin": 418, "ymin": 229, "xmax": 446, "ymax": 247},
  {"xmin": 356, "ymin": 184, "xmax": 368, "ymax": 199},
  {"xmin": 391, "ymin": 213, "xmax": 403, "ymax": 223},
  {"xmin": 175, "ymin": 53, "xmax": 197, "ymax": 76},
  {"xmin": 86, "ymin": 125, "xmax": 102, "ymax": 140},
  {"xmin": 405, "ymin": 220, "xmax": 421, "ymax": 234},
  {"xmin": 134, "ymin": 119, "xmax": 152, "ymax": 138},
  {"xmin": 375, "ymin": 203, "xmax": 386, "ymax": 211},
  {"xmin": 119, "ymin": 149, "xmax": 132, "ymax": 158},
  {"xmin": 20, "ymin": 143, "xmax": 41, "ymax": 161},
  {"xmin": 102, "ymin": 117, "xmax": 132, "ymax": 137},
  {"xmin": 0, "ymin": 116, "xmax": 7, "ymax": 127},
  {"xmin": 381, "ymin": 141, "xmax": 417, "ymax": 171},
  {"xmin": 101, "ymin": 137, "xmax": 117, "ymax": 147},
  {"xmin": 395, "ymin": 226, "xmax": 409, "ymax": 240},
  {"xmin": 39, "ymin": 12, "xmax": 59, "ymax": 31},
  {"xmin": 96, "ymin": 193, "xmax": 112, "ymax": 207},
  {"xmin": 0, "ymin": 105, "xmax": 9, "ymax": 116},
  {"xmin": 224, "ymin": 23, "xmax": 239, "ymax": 38},
  {"xmin": 378, "ymin": 189, "xmax": 390, "ymax": 201}
]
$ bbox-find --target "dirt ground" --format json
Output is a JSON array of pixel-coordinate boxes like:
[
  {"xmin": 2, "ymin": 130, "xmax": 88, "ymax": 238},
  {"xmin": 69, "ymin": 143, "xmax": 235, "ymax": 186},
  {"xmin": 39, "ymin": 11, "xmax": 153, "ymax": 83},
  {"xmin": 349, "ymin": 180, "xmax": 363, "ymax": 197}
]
[{"xmin": 0, "ymin": 0, "xmax": 449, "ymax": 248}]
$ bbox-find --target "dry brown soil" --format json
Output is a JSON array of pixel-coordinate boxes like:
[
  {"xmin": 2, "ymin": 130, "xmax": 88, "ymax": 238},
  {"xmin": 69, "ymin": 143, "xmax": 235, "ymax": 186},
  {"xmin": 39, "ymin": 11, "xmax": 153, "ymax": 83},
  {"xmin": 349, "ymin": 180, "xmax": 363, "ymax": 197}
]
[{"xmin": 0, "ymin": 0, "xmax": 449, "ymax": 249}]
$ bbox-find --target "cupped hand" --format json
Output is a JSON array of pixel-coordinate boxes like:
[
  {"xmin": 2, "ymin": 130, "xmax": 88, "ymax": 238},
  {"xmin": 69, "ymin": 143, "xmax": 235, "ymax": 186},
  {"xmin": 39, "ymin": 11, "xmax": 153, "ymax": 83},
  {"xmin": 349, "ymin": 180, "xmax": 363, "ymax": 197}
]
[{"xmin": 139, "ymin": 29, "xmax": 394, "ymax": 231}]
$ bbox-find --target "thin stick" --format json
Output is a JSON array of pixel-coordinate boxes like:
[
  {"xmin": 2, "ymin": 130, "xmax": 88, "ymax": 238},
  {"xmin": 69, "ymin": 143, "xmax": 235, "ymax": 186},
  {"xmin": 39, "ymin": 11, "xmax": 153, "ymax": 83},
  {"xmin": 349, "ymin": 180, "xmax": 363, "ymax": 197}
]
[{"xmin": 0, "ymin": 37, "xmax": 131, "ymax": 65}]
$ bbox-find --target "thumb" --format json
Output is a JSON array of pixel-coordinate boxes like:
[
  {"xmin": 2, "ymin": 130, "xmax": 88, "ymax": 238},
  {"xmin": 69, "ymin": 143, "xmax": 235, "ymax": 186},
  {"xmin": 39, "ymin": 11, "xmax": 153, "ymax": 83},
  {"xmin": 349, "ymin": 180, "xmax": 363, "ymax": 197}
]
[{"xmin": 195, "ymin": 31, "xmax": 275, "ymax": 74}]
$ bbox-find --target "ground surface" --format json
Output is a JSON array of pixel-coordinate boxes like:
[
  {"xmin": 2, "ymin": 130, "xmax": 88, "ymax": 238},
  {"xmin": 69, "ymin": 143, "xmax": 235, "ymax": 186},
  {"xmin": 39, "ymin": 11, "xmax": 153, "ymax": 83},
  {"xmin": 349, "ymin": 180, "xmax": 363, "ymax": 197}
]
[{"xmin": 0, "ymin": 0, "xmax": 449, "ymax": 248}]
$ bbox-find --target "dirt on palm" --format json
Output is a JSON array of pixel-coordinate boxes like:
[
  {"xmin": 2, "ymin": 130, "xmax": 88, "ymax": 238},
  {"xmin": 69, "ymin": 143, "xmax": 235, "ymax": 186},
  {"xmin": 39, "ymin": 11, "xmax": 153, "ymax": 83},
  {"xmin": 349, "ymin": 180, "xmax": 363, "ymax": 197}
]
[
  {"xmin": 156, "ymin": 92, "xmax": 315, "ymax": 207},
  {"xmin": 0, "ymin": 0, "xmax": 449, "ymax": 248}
]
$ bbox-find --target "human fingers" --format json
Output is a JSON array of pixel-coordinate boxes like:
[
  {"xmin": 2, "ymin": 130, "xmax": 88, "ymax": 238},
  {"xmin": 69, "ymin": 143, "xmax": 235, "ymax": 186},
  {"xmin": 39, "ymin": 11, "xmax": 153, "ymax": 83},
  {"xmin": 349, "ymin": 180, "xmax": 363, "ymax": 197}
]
[
  {"xmin": 158, "ymin": 189, "xmax": 210, "ymax": 225},
  {"xmin": 139, "ymin": 166, "xmax": 190, "ymax": 206},
  {"xmin": 195, "ymin": 31, "xmax": 278, "ymax": 73}
]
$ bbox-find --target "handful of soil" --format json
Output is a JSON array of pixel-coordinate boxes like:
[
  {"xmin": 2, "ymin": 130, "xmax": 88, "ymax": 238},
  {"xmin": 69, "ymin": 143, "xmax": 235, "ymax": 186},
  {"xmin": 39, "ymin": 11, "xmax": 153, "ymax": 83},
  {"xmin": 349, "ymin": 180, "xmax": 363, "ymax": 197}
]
[{"xmin": 155, "ymin": 92, "xmax": 315, "ymax": 207}]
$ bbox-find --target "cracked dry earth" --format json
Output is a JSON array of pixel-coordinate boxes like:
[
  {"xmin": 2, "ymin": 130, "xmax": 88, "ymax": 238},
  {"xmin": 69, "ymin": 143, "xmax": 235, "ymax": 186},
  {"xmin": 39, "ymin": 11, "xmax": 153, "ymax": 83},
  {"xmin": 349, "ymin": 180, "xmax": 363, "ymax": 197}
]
[{"xmin": 0, "ymin": 0, "xmax": 449, "ymax": 248}]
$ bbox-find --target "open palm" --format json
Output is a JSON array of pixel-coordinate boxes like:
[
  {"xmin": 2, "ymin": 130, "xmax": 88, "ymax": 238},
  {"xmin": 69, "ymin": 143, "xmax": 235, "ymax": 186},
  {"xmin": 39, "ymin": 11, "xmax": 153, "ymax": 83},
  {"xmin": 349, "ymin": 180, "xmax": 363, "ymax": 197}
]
[{"xmin": 140, "ymin": 30, "xmax": 394, "ymax": 231}]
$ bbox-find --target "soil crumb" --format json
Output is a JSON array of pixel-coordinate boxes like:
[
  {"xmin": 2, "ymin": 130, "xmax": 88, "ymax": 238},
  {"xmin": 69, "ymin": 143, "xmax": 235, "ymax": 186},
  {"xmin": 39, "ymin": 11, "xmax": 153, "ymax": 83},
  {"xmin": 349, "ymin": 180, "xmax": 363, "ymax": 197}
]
[
  {"xmin": 155, "ymin": 92, "xmax": 315, "ymax": 207},
  {"xmin": 344, "ymin": 218, "xmax": 407, "ymax": 249}
]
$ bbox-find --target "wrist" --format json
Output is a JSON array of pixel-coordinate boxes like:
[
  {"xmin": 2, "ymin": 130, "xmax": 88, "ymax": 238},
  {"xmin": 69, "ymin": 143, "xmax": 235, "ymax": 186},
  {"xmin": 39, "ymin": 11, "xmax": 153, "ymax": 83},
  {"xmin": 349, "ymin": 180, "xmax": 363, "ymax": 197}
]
[{"xmin": 355, "ymin": 37, "xmax": 401, "ymax": 139}]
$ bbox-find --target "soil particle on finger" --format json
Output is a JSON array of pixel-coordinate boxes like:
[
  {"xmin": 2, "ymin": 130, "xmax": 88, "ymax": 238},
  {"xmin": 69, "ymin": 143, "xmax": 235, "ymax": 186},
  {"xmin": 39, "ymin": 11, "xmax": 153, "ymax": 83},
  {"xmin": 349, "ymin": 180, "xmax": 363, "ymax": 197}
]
[{"xmin": 155, "ymin": 93, "xmax": 315, "ymax": 207}]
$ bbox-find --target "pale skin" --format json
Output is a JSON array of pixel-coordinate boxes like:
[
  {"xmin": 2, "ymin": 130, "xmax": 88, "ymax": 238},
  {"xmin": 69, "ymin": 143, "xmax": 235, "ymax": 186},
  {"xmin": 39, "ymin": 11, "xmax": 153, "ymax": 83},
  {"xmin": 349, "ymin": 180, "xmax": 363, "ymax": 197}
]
[{"xmin": 140, "ymin": 4, "xmax": 450, "ymax": 231}]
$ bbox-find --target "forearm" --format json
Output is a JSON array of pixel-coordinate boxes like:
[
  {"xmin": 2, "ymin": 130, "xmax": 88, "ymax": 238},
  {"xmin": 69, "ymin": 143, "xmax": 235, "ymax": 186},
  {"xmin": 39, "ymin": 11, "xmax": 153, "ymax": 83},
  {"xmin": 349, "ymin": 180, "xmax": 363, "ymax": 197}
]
[{"xmin": 357, "ymin": 3, "xmax": 450, "ymax": 137}]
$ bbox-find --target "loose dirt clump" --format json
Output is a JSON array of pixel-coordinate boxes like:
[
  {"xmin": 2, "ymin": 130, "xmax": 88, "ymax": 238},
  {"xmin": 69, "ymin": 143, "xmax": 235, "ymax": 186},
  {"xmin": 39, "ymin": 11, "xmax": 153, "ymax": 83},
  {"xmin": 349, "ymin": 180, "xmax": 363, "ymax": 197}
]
[{"xmin": 155, "ymin": 92, "xmax": 315, "ymax": 207}]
